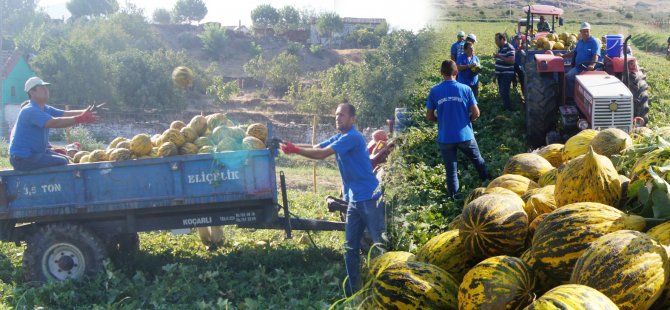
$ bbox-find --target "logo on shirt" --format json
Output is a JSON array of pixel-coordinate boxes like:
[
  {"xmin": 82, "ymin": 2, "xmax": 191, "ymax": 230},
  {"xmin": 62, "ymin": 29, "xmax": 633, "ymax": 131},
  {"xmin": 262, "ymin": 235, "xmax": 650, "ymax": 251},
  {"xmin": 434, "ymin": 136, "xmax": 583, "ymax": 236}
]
[{"xmin": 437, "ymin": 97, "xmax": 464, "ymax": 105}]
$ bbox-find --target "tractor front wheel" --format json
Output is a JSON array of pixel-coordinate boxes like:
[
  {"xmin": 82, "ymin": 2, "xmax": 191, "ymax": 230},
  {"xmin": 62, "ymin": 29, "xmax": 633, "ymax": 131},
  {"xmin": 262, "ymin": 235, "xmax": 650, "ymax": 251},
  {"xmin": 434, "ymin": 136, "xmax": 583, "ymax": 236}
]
[{"xmin": 524, "ymin": 59, "xmax": 559, "ymax": 149}]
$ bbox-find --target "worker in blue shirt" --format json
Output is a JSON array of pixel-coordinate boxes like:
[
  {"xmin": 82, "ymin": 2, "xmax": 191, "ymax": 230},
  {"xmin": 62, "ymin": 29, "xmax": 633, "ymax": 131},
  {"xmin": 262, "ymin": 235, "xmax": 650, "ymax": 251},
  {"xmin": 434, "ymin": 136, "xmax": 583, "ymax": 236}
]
[
  {"xmin": 456, "ymin": 42, "xmax": 481, "ymax": 99},
  {"xmin": 280, "ymin": 103, "xmax": 383, "ymax": 296},
  {"xmin": 9, "ymin": 77, "xmax": 97, "ymax": 171},
  {"xmin": 561, "ymin": 22, "xmax": 601, "ymax": 99},
  {"xmin": 450, "ymin": 31, "xmax": 466, "ymax": 61},
  {"xmin": 426, "ymin": 60, "xmax": 490, "ymax": 199}
]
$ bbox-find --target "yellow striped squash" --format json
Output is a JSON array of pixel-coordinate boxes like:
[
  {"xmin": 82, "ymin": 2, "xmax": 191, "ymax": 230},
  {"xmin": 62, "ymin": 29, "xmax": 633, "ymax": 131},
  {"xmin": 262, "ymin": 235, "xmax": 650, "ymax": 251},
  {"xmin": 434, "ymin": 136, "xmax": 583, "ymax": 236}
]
[
  {"xmin": 571, "ymin": 230, "xmax": 669, "ymax": 310},
  {"xmin": 554, "ymin": 147, "xmax": 621, "ymax": 207},
  {"xmin": 525, "ymin": 186, "xmax": 556, "ymax": 222},
  {"xmin": 531, "ymin": 203, "xmax": 645, "ymax": 283},
  {"xmin": 503, "ymin": 153, "xmax": 554, "ymax": 183},
  {"xmin": 487, "ymin": 174, "xmax": 540, "ymax": 196},
  {"xmin": 589, "ymin": 128, "xmax": 632, "ymax": 158},
  {"xmin": 464, "ymin": 187, "xmax": 488, "ymax": 207},
  {"xmin": 538, "ymin": 168, "xmax": 557, "ymax": 187},
  {"xmin": 459, "ymin": 194, "xmax": 528, "ymax": 259},
  {"xmin": 535, "ymin": 143, "xmax": 564, "ymax": 167},
  {"xmin": 562, "ymin": 129, "xmax": 598, "ymax": 162},
  {"xmin": 629, "ymin": 148, "xmax": 670, "ymax": 183},
  {"xmin": 371, "ymin": 261, "xmax": 458, "ymax": 309},
  {"xmin": 524, "ymin": 284, "xmax": 619, "ymax": 309},
  {"xmin": 647, "ymin": 221, "xmax": 670, "ymax": 246},
  {"xmin": 366, "ymin": 251, "xmax": 415, "ymax": 283},
  {"xmin": 458, "ymin": 255, "xmax": 536, "ymax": 309},
  {"xmin": 415, "ymin": 229, "xmax": 476, "ymax": 281}
]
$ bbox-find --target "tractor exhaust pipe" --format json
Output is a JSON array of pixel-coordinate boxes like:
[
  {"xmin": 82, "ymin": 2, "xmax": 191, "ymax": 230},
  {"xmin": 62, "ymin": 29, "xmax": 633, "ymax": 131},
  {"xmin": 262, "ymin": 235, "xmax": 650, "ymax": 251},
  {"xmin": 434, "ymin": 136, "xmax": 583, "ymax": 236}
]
[{"xmin": 622, "ymin": 35, "xmax": 632, "ymax": 88}]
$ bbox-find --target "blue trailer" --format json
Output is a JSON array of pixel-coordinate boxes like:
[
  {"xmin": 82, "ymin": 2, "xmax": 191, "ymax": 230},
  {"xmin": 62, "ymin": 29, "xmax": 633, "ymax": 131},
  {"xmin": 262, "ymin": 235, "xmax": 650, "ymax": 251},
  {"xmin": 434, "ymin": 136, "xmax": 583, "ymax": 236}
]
[{"xmin": 0, "ymin": 136, "xmax": 345, "ymax": 282}]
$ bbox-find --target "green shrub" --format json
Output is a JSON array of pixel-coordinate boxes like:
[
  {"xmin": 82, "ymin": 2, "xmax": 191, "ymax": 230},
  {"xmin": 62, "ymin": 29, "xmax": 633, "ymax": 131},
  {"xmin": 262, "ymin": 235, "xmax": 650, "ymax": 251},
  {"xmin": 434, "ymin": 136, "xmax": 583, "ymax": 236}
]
[
  {"xmin": 286, "ymin": 41, "xmax": 303, "ymax": 55},
  {"xmin": 65, "ymin": 126, "xmax": 105, "ymax": 151},
  {"xmin": 177, "ymin": 32, "xmax": 202, "ymax": 49}
]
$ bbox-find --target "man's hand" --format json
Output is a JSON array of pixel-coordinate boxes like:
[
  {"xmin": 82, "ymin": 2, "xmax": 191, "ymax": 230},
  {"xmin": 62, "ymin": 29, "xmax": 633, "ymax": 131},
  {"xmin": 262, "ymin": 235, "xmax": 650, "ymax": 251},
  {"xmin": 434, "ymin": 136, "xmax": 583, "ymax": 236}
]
[
  {"xmin": 586, "ymin": 64, "xmax": 595, "ymax": 71},
  {"xmin": 74, "ymin": 106, "xmax": 96, "ymax": 124},
  {"xmin": 280, "ymin": 142, "xmax": 300, "ymax": 154}
]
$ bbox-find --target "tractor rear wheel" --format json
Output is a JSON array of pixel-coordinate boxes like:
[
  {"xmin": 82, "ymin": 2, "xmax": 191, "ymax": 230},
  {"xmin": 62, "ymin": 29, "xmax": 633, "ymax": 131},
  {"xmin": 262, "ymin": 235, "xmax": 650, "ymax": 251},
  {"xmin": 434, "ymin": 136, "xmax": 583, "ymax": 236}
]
[
  {"xmin": 627, "ymin": 67, "xmax": 650, "ymax": 124},
  {"xmin": 524, "ymin": 59, "xmax": 559, "ymax": 149}
]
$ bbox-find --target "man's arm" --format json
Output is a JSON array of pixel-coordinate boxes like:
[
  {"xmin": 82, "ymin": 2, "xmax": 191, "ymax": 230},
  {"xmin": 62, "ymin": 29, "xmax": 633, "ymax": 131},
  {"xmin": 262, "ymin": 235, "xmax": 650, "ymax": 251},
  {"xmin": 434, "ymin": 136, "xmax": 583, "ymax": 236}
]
[
  {"xmin": 426, "ymin": 109, "xmax": 437, "ymax": 122},
  {"xmin": 470, "ymin": 104, "xmax": 480, "ymax": 122},
  {"xmin": 44, "ymin": 117, "xmax": 78, "ymax": 128},
  {"xmin": 295, "ymin": 146, "xmax": 335, "ymax": 160}
]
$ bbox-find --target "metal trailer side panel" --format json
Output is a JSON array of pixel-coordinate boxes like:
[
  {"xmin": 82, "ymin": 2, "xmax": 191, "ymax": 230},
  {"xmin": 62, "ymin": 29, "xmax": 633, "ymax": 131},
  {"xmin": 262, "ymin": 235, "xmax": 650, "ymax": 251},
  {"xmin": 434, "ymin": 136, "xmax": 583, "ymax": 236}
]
[{"xmin": 0, "ymin": 150, "xmax": 277, "ymax": 221}]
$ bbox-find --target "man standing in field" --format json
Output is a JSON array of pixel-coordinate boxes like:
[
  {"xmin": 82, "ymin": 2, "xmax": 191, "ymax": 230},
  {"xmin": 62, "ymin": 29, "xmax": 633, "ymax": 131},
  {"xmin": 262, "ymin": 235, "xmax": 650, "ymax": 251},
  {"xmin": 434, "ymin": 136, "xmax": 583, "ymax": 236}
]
[
  {"xmin": 426, "ymin": 60, "xmax": 490, "ymax": 199},
  {"xmin": 451, "ymin": 31, "xmax": 466, "ymax": 61},
  {"xmin": 456, "ymin": 42, "xmax": 481, "ymax": 99},
  {"xmin": 9, "ymin": 77, "xmax": 97, "ymax": 171},
  {"xmin": 561, "ymin": 22, "xmax": 600, "ymax": 100},
  {"xmin": 493, "ymin": 32, "xmax": 516, "ymax": 111},
  {"xmin": 280, "ymin": 103, "xmax": 383, "ymax": 296}
]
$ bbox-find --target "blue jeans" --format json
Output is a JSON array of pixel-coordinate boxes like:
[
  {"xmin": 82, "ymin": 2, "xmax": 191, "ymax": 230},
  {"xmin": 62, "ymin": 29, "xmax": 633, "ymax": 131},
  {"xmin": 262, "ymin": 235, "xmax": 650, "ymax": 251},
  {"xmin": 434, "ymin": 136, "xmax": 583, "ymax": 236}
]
[
  {"xmin": 344, "ymin": 197, "xmax": 385, "ymax": 296},
  {"xmin": 439, "ymin": 139, "xmax": 489, "ymax": 196},
  {"xmin": 10, "ymin": 150, "xmax": 69, "ymax": 172},
  {"xmin": 497, "ymin": 73, "xmax": 515, "ymax": 111},
  {"xmin": 566, "ymin": 66, "xmax": 584, "ymax": 99}
]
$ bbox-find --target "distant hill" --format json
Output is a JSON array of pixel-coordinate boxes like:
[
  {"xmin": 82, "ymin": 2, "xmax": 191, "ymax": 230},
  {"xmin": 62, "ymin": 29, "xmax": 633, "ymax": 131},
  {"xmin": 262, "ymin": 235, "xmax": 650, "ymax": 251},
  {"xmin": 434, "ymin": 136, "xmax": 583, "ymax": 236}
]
[{"xmin": 432, "ymin": 0, "xmax": 669, "ymax": 22}]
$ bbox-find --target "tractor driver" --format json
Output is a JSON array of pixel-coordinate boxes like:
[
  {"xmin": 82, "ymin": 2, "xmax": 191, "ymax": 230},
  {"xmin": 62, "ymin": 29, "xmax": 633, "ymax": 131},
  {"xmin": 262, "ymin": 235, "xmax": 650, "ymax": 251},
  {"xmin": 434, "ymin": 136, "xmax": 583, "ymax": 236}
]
[
  {"xmin": 9, "ymin": 77, "xmax": 97, "ymax": 171},
  {"xmin": 537, "ymin": 16, "xmax": 550, "ymax": 32},
  {"xmin": 561, "ymin": 22, "xmax": 601, "ymax": 100}
]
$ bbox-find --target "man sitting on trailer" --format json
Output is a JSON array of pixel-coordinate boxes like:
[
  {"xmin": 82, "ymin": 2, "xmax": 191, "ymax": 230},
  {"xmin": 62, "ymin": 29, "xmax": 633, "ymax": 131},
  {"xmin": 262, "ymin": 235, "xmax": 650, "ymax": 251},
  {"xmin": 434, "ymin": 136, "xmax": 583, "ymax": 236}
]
[
  {"xmin": 9, "ymin": 77, "xmax": 97, "ymax": 171},
  {"xmin": 280, "ymin": 103, "xmax": 384, "ymax": 297}
]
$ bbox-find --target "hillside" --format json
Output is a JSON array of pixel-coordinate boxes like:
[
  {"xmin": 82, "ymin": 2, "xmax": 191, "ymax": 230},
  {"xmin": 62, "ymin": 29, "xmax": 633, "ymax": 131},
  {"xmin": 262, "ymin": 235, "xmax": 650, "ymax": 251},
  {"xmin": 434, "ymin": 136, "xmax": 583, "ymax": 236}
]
[{"xmin": 432, "ymin": 0, "xmax": 670, "ymax": 22}]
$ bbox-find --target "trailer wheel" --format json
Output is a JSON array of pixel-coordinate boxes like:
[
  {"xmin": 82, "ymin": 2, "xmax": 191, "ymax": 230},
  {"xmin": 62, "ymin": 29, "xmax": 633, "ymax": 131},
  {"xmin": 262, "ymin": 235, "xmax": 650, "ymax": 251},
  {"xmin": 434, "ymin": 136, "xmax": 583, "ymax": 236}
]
[
  {"xmin": 524, "ymin": 59, "xmax": 559, "ymax": 149},
  {"xmin": 23, "ymin": 223, "xmax": 107, "ymax": 282}
]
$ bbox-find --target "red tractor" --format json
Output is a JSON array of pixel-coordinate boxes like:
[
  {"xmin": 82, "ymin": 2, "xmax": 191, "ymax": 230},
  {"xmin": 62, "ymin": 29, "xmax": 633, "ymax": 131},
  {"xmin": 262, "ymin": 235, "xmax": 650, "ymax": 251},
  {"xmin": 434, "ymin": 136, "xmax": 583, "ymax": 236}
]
[{"xmin": 520, "ymin": 5, "xmax": 650, "ymax": 148}]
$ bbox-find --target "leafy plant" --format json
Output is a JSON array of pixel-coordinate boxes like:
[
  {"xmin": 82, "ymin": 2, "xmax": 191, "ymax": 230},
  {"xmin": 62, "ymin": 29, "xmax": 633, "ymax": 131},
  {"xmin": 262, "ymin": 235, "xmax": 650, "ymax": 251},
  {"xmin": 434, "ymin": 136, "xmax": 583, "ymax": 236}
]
[
  {"xmin": 152, "ymin": 8, "xmax": 171, "ymax": 24},
  {"xmin": 64, "ymin": 126, "xmax": 105, "ymax": 151},
  {"xmin": 207, "ymin": 77, "xmax": 240, "ymax": 104},
  {"xmin": 198, "ymin": 23, "xmax": 228, "ymax": 58}
]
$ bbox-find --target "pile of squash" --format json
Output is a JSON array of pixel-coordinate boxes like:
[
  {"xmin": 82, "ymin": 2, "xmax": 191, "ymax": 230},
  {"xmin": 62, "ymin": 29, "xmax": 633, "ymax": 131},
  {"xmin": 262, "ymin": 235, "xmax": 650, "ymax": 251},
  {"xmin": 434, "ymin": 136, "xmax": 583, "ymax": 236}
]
[
  {"xmin": 360, "ymin": 126, "xmax": 670, "ymax": 309},
  {"xmin": 530, "ymin": 31, "xmax": 578, "ymax": 51}
]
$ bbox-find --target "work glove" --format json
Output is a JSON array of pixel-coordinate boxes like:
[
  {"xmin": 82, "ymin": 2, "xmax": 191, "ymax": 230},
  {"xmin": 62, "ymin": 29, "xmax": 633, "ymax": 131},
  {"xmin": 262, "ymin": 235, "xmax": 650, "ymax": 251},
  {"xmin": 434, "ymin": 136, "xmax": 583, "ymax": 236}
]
[
  {"xmin": 74, "ymin": 110, "xmax": 96, "ymax": 124},
  {"xmin": 280, "ymin": 142, "xmax": 300, "ymax": 154}
]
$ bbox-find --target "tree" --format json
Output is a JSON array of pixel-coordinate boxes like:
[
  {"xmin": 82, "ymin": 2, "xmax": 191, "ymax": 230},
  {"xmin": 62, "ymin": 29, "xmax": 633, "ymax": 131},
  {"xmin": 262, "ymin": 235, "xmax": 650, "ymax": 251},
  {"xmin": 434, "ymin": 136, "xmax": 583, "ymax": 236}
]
[
  {"xmin": 316, "ymin": 12, "xmax": 343, "ymax": 47},
  {"xmin": 0, "ymin": 0, "xmax": 41, "ymax": 36},
  {"xmin": 198, "ymin": 23, "xmax": 228, "ymax": 58},
  {"xmin": 152, "ymin": 8, "xmax": 171, "ymax": 24},
  {"xmin": 250, "ymin": 4, "xmax": 279, "ymax": 30},
  {"xmin": 66, "ymin": 0, "xmax": 118, "ymax": 19},
  {"xmin": 244, "ymin": 52, "xmax": 300, "ymax": 94},
  {"xmin": 277, "ymin": 6, "xmax": 300, "ymax": 32},
  {"xmin": 374, "ymin": 20, "xmax": 389, "ymax": 37},
  {"xmin": 172, "ymin": 0, "xmax": 207, "ymax": 24}
]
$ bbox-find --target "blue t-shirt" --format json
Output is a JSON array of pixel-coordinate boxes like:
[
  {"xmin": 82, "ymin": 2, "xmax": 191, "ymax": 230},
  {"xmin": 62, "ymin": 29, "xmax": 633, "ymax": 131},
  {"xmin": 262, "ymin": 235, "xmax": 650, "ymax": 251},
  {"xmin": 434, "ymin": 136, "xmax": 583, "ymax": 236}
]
[
  {"xmin": 9, "ymin": 101, "xmax": 64, "ymax": 158},
  {"xmin": 426, "ymin": 80, "xmax": 477, "ymax": 144},
  {"xmin": 456, "ymin": 54, "xmax": 480, "ymax": 86},
  {"xmin": 319, "ymin": 126, "xmax": 379, "ymax": 202},
  {"xmin": 451, "ymin": 40, "xmax": 465, "ymax": 59},
  {"xmin": 574, "ymin": 36, "xmax": 601, "ymax": 67}
]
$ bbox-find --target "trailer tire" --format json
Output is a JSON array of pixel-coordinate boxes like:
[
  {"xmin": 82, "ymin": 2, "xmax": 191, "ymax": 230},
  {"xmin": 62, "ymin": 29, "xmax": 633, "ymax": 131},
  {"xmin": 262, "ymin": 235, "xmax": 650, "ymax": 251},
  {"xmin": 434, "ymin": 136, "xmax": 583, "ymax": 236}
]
[
  {"xmin": 23, "ymin": 223, "xmax": 107, "ymax": 283},
  {"xmin": 627, "ymin": 68, "xmax": 650, "ymax": 124},
  {"xmin": 524, "ymin": 59, "xmax": 559, "ymax": 149}
]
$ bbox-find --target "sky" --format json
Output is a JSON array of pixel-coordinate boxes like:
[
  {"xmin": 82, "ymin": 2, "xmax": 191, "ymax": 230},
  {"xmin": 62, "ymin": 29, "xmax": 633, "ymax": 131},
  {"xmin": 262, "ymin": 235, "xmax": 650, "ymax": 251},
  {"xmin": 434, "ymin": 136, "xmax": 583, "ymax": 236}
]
[{"xmin": 37, "ymin": 0, "xmax": 433, "ymax": 32}]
